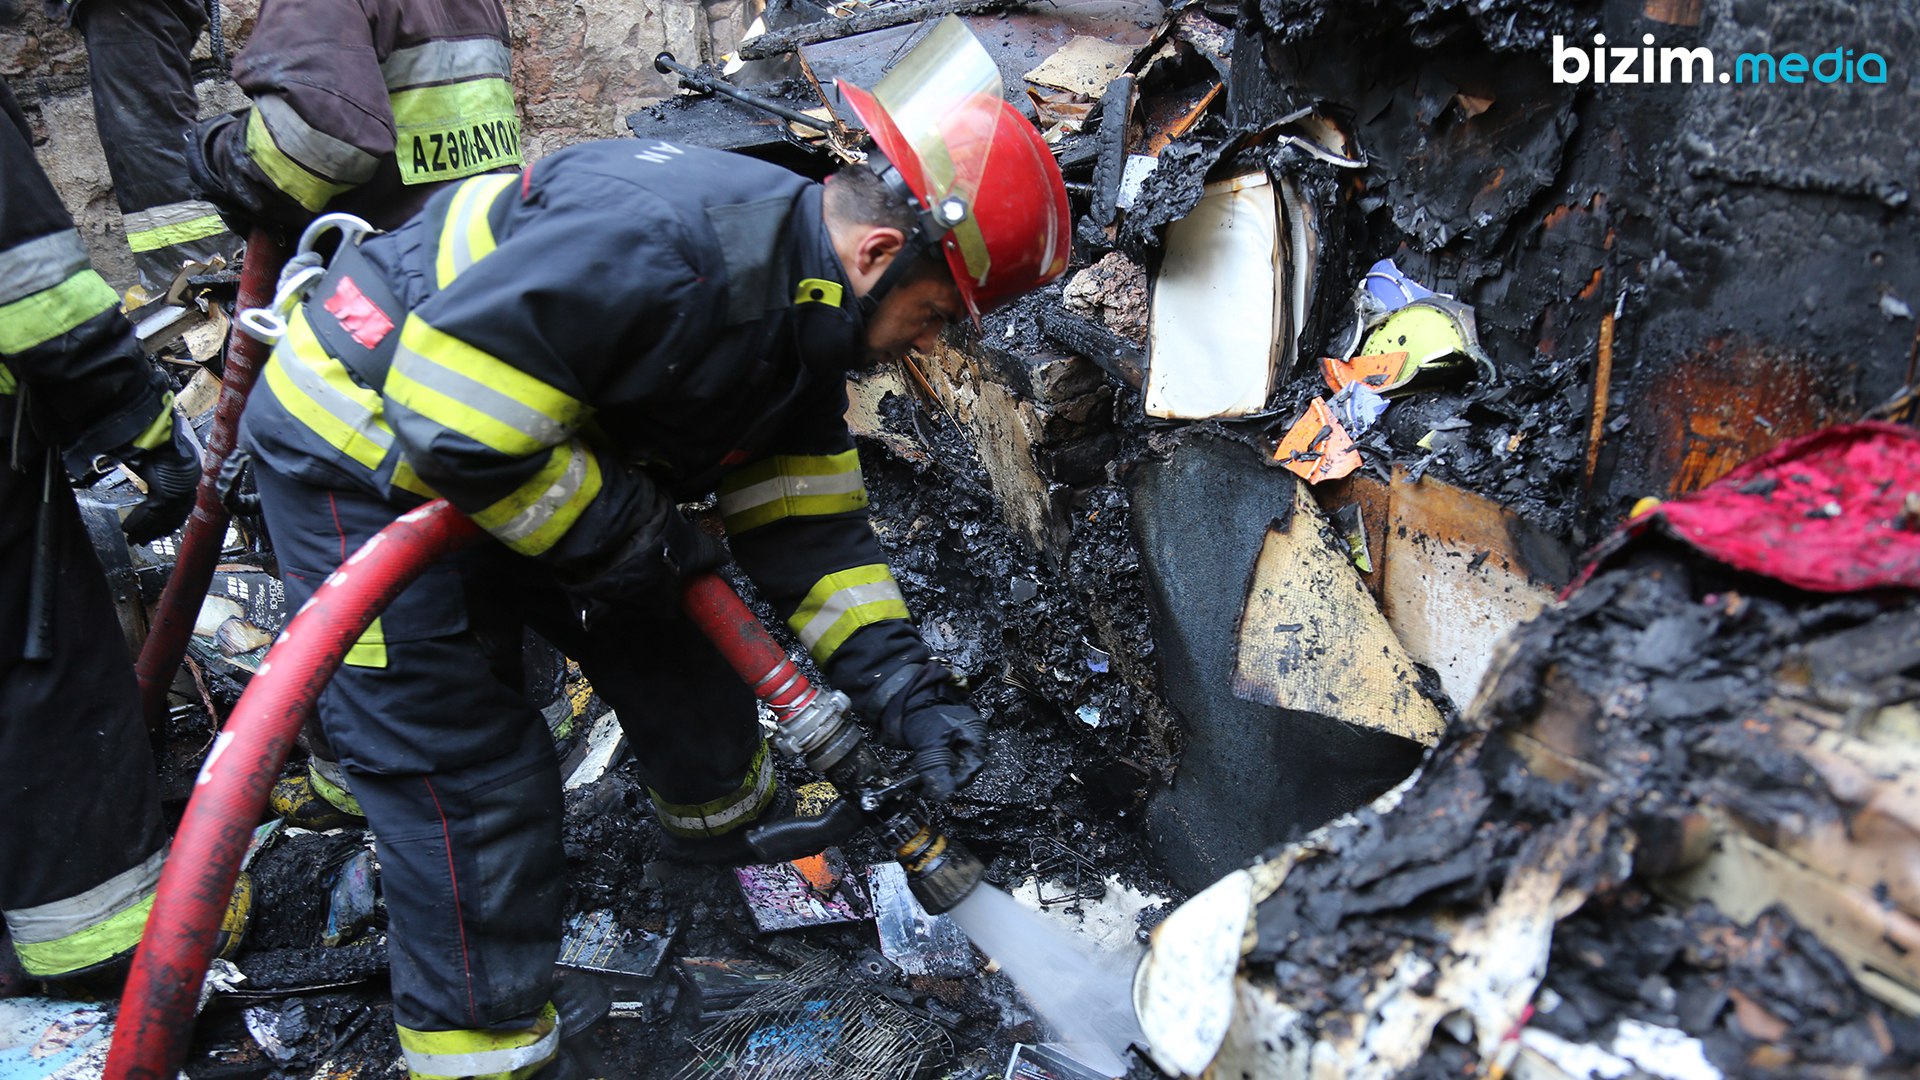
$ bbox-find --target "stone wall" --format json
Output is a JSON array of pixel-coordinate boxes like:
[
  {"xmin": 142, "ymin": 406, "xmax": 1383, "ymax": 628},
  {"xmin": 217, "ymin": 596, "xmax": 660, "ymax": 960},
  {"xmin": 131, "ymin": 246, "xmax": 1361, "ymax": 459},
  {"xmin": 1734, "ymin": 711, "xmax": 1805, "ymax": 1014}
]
[{"xmin": 2, "ymin": 0, "xmax": 745, "ymax": 287}]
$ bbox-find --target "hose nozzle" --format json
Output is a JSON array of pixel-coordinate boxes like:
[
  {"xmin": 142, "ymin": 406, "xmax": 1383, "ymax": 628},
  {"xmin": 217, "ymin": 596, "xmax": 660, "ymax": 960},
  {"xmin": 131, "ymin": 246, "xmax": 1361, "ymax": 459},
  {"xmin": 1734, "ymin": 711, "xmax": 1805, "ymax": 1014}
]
[{"xmin": 889, "ymin": 817, "xmax": 984, "ymax": 914}]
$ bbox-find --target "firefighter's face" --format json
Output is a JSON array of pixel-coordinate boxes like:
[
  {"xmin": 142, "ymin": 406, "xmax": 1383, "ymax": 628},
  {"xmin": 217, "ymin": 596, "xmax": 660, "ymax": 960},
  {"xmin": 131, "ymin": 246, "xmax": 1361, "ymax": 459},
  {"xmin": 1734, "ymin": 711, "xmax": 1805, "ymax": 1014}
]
[{"xmin": 862, "ymin": 274, "xmax": 966, "ymax": 368}]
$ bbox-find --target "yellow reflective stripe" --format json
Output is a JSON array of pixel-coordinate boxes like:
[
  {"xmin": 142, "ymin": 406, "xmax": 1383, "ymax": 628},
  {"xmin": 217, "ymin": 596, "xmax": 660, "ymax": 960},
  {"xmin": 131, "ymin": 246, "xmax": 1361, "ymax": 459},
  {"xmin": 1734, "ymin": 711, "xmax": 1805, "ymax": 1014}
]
[
  {"xmin": 387, "ymin": 316, "xmax": 588, "ymax": 456},
  {"xmin": 124, "ymin": 202, "xmax": 231, "ymax": 253},
  {"xmin": 790, "ymin": 563, "xmax": 910, "ymax": 664},
  {"xmin": 343, "ymin": 617, "xmax": 388, "ymax": 668},
  {"xmin": 435, "ymin": 173, "xmax": 516, "ymax": 288},
  {"xmin": 130, "ymin": 391, "xmax": 177, "ymax": 452},
  {"xmin": 0, "ymin": 267, "xmax": 119, "ymax": 354},
  {"xmin": 262, "ymin": 308, "xmax": 394, "ymax": 471},
  {"xmin": 0, "ymin": 365, "xmax": 16, "ymax": 395},
  {"xmin": 794, "ymin": 277, "xmax": 843, "ymax": 307},
  {"xmin": 392, "ymin": 79, "xmax": 523, "ymax": 187},
  {"xmin": 245, "ymin": 105, "xmax": 362, "ymax": 213},
  {"xmin": 716, "ymin": 450, "xmax": 867, "ymax": 534},
  {"xmin": 399, "ymin": 1003, "xmax": 558, "ymax": 1080},
  {"xmin": 391, "ymin": 456, "xmax": 439, "ymax": 498},
  {"xmin": 6, "ymin": 848, "xmax": 164, "ymax": 977},
  {"xmin": 649, "ymin": 742, "xmax": 776, "ymax": 838},
  {"xmin": 308, "ymin": 758, "xmax": 364, "ymax": 816},
  {"xmin": 470, "ymin": 440, "xmax": 603, "ymax": 555}
]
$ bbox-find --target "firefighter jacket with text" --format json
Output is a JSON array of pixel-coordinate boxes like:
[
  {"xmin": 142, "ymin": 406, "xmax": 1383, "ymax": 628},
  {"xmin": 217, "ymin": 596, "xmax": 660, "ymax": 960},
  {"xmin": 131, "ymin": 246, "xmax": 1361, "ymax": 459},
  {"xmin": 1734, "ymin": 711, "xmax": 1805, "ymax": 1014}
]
[
  {"xmin": 191, "ymin": 0, "xmax": 523, "ymax": 235},
  {"xmin": 242, "ymin": 139, "xmax": 938, "ymax": 719}
]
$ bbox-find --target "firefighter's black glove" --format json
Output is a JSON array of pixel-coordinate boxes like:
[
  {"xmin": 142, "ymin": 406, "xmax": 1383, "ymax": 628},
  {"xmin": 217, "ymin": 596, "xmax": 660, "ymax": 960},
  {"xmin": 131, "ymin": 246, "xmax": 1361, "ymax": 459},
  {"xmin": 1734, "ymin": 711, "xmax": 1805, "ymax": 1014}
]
[
  {"xmin": 899, "ymin": 701, "xmax": 987, "ymax": 802},
  {"xmin": 121, "ymin": 414, "xmax": 202, "ymax": 544},
  {"xmin": 661, "ymin": 510, "xmax": 727, "ymax": 580}
]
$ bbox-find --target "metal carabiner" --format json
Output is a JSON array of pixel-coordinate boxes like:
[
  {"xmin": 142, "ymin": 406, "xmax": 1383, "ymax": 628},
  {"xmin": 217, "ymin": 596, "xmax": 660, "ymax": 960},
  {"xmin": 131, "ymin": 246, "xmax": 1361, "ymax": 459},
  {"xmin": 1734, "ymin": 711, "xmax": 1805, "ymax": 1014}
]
[{"xmin": 235, "ymin": 213, "xmax": 379, "ymax": 344}]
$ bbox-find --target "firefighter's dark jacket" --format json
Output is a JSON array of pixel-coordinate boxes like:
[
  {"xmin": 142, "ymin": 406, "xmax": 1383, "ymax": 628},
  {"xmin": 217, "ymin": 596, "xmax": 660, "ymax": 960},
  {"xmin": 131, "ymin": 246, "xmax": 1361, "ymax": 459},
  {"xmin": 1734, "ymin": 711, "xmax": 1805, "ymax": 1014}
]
[
  {"xmin": 243, "ymin": 140, "xmax": 938, "ymax": 724},
  {"xmin": 1, "ymin": 78, "xmax": 173, "ymax": 471},
  {"xmin": 192, "ymin": 0, "xmax": 522, "ymax": 234}
]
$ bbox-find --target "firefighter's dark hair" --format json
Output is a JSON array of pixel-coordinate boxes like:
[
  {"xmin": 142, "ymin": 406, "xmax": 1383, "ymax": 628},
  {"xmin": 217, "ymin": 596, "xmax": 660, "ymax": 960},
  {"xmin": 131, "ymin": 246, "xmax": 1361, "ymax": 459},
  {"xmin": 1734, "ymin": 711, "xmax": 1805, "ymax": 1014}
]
[{"xmin": 824, "ymin": 165, "xmax": 918, "ymax": 234}]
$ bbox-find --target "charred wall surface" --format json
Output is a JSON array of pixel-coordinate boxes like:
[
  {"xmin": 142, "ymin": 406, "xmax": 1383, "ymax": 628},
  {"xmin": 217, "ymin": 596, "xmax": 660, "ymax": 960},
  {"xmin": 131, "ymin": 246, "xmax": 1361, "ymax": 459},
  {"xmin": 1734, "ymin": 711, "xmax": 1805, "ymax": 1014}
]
[{"xmin": 1232, "ymin": 0, "xmax": 1917, "ymax": 543}]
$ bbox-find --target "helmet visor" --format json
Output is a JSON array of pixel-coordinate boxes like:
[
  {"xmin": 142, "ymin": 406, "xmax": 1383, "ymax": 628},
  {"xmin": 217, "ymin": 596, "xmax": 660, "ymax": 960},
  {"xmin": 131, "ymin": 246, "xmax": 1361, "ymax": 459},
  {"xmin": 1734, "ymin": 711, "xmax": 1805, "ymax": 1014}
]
[{"xmin": 870, "ymin": 15, "xmax": 1003, "ymax": 271}]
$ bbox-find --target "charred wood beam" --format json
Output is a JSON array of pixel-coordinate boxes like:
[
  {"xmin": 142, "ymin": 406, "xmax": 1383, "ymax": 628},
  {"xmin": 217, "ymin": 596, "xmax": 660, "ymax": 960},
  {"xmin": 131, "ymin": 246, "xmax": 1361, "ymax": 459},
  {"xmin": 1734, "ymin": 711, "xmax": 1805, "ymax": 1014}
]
[
  {"xmin": 1040, "ymin": 306, "xmax": 1145, "ymax": 389},
  {"xmin": 1089, "ymin": 75, "xmax": 1133, "ymax": 228},
  {"xmin": 736, "ymin": 0, "xmax": 1029, "ymax": 60}
]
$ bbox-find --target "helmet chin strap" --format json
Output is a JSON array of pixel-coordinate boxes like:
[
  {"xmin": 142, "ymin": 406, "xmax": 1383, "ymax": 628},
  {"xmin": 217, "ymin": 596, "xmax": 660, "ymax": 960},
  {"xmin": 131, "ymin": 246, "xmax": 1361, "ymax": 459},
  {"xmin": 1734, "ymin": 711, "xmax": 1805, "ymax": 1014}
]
[{"xmin": 857, "ymin": 149, "xmax": 965, "ymax": 319}]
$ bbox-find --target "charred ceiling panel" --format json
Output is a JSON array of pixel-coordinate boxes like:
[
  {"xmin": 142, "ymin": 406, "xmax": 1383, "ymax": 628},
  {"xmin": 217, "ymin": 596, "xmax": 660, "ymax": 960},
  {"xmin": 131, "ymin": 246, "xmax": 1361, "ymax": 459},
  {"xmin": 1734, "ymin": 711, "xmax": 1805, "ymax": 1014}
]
[{"xmin": 1128, "ymin": 432, "xmax": 1425, "ymax": 893}]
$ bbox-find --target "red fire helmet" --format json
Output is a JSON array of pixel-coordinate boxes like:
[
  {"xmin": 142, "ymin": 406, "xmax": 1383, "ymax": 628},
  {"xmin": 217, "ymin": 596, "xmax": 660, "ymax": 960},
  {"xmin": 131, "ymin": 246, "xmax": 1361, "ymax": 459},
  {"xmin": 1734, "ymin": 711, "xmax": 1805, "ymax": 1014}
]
[{"xmin": 838, "ymin": 16, "xmax": 1072, "ymax": 318}]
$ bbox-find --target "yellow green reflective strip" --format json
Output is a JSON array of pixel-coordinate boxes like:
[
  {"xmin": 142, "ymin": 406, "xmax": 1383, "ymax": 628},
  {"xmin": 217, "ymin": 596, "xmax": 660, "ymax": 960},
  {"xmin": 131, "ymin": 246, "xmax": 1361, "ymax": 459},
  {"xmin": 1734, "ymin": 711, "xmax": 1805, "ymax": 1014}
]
[
  {"xmin": 470, "ymin": 440, "xmax": 603, "ymax": 555},
  {"xmin": 6, "ymin": 848, "xmax": 164, "ymax": 977},
  {"xmin": 387, "ymin": 316, "xmax": 588, "ymax": 456},
  {"xmin": 391, "ymin": 456, "xmax": 439, "ymax": 498},
  {"xmin": 0, "ymin": 364, "xmax": 16, "ymax": 395},
  {"xmin": 344, "ymin": 616, "xmax": 388, "ymax": 668},
  {"xmin": 245, "ymin": 106, "xmax": 360, "ymax": 213},
  {"xmin": 399, "ymin": 1002, "xmax": 558, "ymax": 1080},
  {"xmin": 392, "ymin": 79, "xmax": 523, "ymax": 187},
  {"xmin": 0, "ymin": 267, "xmax": 119, "ymax": 355},
  {"xmin": 435, "ymin": 173, "xmax": 517, "ymax": 288},
  {"xmin": 262, "ymin": 308, "xmax": 395, "ymax": 471},
  {"xmin": 130, "ymin": 391, "xmax": 176, "ymax": 452},
  {"xmin": 649, "ymin": 742, "xmax": 776, "ymax": 837},
  {"xmin": 308, "ymin": 758, "xmax": 364, "ymax": 816},
  {"xmin": 790, "ymin": 563, "xmax": 910, "ymax": 664},
  {"xmin": 794, "ymin": 278, "xmax": 843, "ymax": 307},
  {"xmin": 124, "ymin": 202, "xmax": 231, "ymax": 253},
  {"xmin": 716, "ymin": 450, "xmax": 867, "ymax": 534}
]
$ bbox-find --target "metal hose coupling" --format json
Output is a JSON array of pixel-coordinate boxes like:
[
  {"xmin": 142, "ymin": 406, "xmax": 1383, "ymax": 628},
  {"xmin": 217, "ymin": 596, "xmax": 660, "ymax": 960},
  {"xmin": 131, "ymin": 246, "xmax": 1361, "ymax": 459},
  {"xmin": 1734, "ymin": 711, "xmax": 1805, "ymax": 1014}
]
[
  {"xmin": 767, "ymin": 688, "xmax": 862, "ymax": 778},
  {"xmin": 887, "ymin": 815, "xmax": 985, "ymax": 914}
]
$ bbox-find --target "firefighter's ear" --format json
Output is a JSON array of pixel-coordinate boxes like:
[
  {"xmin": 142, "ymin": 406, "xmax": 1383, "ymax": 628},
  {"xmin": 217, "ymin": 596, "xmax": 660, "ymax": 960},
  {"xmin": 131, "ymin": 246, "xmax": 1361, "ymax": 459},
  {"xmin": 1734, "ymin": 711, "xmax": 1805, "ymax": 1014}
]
[{"xmin": 850, "ymin": 227, "xmax": 908, "ymax": 287}]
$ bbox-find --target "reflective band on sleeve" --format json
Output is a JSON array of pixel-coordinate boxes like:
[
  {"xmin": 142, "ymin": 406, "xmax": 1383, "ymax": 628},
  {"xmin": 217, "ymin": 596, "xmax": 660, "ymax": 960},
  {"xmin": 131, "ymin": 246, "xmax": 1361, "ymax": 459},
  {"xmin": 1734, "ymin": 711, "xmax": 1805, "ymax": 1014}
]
[
  {"xmin": 246, "ymin": 97, "xmax": 378, "ymax": 212},
  {"xmin": 716, "ymin": 450, "xmax": 868, "ymax": 534},
  {"xmin": 391, "ymin": 456, "xmax": 438, "ymax": 498},
  {"xmin": 124, "ymin": 201, "xmax": 232, "ymax": 254},
  {"xmin": 793, "ymin": 278, "xmax": 843, "ymax": 307},
  {"xmin": 471, "ymin": 439, "xmax": 603, "ymax": 555},
  {"xmin": 435, "ymin": 173, "xmax": 517, "ymax": 288},
  {"xmin": 789, "ymin": 564, "xmax": 911, "ymax": 664},
  {"xmin": 4, "ymin": 848, "xmax": 164, "ymax": 977},
  {"xmin": 381, "ymin": 38, "xmax": 514, "ymax": 89},
  {"xmin": 649, "ymin": 742, "xmax": 776, "ymax": 838},
  {"xmin": 0, "ymin": 265, "xmax": 120, "ymax": 356},
  {"xmin": 262, "ymin": 308, "xmax": 396, "ymax": 471},
  {"xmin": 0, "ymin": 231, "xmax": 92, "ymax": 307},
  {"xmin": 344, "ymin": 616, "xmax": 388, "ymax": 668},
  {"xmin": 0, "ymin": 365, "xmax": 15, "ymax": 395},
  {"xmin": 392, "ymin": 79, "xmax": 522, "ymax": 187},
  {"xmin": 399, "ymin": 1003, "xmax": 559, "ymax": 1080},
  {"xmin": 386, "ymin": 316, "xmax": 588, "ymax": 456},
  {"xmin": 130, "ymin": 391, "xmax": 176, "ymax": 452}
]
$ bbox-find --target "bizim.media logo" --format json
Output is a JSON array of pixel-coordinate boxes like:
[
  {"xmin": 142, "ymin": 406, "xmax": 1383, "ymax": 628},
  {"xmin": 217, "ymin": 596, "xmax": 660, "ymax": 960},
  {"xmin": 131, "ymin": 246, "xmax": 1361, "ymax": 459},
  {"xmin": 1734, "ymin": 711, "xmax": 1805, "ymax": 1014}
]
[{"xmin": 1551, "ymin": 34, "xmax": 1890, "ymax": 85}]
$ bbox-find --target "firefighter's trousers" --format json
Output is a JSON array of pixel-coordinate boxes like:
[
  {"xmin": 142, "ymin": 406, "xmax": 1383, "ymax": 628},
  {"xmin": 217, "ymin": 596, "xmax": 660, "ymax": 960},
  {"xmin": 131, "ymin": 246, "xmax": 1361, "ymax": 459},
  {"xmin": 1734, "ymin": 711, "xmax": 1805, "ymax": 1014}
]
[
  {"xmin": 73, "ymin": 0, "xmax": 238, "ymax": 288},
  {"xmin": 253, "ymin": 460, "xmax": 764, "ymax": 1039},
  {"xmin": 0, "ymin": 461, "xmax": 169, "ymax": 976}
]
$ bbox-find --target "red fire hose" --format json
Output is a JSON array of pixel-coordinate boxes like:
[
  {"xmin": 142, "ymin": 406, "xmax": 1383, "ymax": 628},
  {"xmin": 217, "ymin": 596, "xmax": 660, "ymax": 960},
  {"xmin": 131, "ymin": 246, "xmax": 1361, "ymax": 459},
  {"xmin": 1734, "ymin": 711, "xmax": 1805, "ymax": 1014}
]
[
  {"xmin": 105, "ymin": 500, "xmax": 485, "ymax": 1080},
  {"xmin": 134, "ymin": 230, "xmax": 288, "ymax": 730}
]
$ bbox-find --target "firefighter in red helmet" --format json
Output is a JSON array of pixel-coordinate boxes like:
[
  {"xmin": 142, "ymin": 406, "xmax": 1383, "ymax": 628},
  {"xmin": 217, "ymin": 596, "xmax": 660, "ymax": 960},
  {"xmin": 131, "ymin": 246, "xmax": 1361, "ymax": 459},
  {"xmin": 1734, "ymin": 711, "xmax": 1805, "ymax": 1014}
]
[{"xmin": 238, "ymin": 18, "xmax": 1069, "ymax": 1077}]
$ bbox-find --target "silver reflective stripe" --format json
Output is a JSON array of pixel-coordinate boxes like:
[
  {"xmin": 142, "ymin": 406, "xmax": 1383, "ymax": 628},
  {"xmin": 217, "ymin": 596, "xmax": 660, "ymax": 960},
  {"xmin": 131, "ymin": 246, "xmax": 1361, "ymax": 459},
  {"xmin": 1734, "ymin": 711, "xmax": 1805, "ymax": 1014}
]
[
  {"xmin": 716, "ymin": 468, "xmax": 865, "ymax": 519},
  {"xmin": 0, "ymin": 231, "xmax": 90, "ymax": 307},
  {"xmin": 4, "ymin": 848, "xmax": 165, "ymax": 944},
  {"xmin": 492, "ymin": 445, "xmax": 588, "ymax": 544},
  {"xmin": 123, "ymin": 200, "xmax": 227, "ymax": 236},
  {"xmin": 401, "ymin": 1026, "xmax": 557, "ymax": 1079},
  {"xmin": 393, "ymin": 344, "xmax": 572, "ymax": 450},
  {"xmin": 651, "ymin": 754, "xmax": 776, "ymax": 834},
  {"xmin": 796, "ymin": 580, "xmax": 906, "ymax": 655},
  {"xmin": 276, "ymin": 333, "xmax": 395, "ymax": 455},
  {"xmin": 381, "ymin": 38, "xmax": 513, "ymax": 90},
  {"xmin": 256, "ymin": 94, "xmax": 380, "ymax": 184},
  {"xmin": 440, "ymin": 174, "xmax": 516, "ymax": 285}
]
